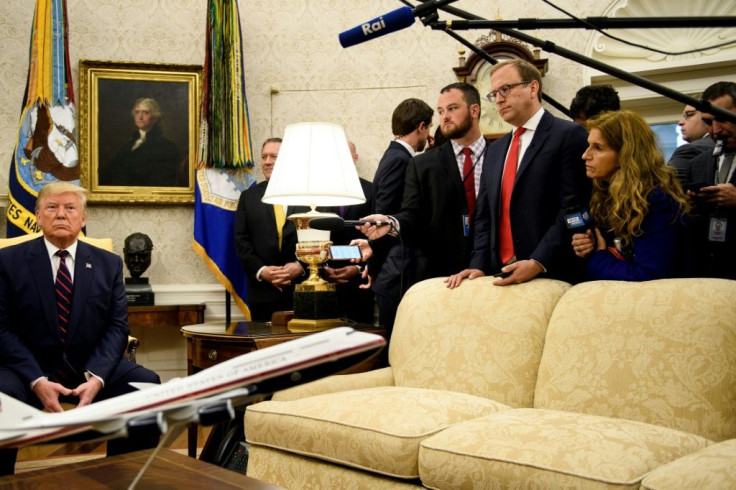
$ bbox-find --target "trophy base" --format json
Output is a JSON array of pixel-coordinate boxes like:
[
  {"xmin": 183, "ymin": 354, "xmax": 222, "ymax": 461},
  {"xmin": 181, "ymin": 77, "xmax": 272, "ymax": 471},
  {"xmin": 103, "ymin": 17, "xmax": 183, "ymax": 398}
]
[
  {"xmin": 291, "ymin": 285, "xmax": 341, "ymax": 332},
  {"xmin": 287, "ymin": 317, "xmax": 345, "ymax": 333}
]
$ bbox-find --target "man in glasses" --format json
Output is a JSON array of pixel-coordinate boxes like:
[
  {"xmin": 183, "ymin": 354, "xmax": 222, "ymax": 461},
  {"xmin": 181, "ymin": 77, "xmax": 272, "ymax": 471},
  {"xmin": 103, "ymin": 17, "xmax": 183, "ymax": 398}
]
[
  {"xmin": 668, "ymin": 100, "xmax": 714, "ymax": 183},
  {"xmin": 447, "ymin": 59, "xmax": 590, "ymax": 288}
]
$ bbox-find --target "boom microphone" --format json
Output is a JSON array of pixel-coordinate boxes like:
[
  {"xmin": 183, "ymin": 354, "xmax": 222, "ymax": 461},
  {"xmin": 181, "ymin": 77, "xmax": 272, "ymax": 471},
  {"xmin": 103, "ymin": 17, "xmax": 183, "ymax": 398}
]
[
  {"xmin": 338, "ymin": 6, "xmax": 416, "ymax": 48},
  {"xmin": 309, "ymin": 216, "xmax": 389, "ymax": 231}
]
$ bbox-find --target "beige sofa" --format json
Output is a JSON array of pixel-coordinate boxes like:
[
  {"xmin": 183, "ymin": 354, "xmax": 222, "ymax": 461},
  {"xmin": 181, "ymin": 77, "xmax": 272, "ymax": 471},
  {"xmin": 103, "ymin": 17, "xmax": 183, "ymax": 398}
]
[{"xmin": 245, "ymin": 277, "xmax": 736, "ymax": 489}]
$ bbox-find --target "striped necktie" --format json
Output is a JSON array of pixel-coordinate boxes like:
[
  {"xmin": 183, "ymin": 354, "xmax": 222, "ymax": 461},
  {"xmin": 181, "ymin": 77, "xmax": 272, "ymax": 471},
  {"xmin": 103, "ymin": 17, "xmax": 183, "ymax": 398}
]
[{"xmin": 55, "ymin": 250, "xmax": 73, "ymax": 342}]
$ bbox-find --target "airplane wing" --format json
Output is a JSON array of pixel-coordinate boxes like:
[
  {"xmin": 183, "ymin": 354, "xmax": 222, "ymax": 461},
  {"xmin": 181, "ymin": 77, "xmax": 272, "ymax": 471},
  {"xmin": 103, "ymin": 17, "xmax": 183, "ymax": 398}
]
[{"xmin": 0, "ymin": 326, "xmax": 385, "ymax": 448}]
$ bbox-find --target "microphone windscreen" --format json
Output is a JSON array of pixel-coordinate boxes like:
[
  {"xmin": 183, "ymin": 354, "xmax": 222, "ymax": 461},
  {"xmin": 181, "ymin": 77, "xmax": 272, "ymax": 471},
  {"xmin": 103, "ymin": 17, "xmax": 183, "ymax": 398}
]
[
  {"xmin": 339, "ymin": 6, "xmax": 415, "ymax": 48},
  {"xmin": 309, "ymin": 216, "xmax": 345, "ymax": 231}
]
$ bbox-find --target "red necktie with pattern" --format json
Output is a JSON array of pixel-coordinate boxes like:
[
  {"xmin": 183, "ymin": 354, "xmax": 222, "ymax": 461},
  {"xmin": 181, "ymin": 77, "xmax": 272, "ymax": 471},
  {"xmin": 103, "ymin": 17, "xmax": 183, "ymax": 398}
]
[
  {"xmin": 462, "ymin": 147, "xmax": 476, "ymax": 224},
  {"xmin": 55, "ymin": 249, "xmax": 73, "ymax": 342},
  {"xmin": 499, "ymin": 127, "xmax": 526, "ymax": 264}
]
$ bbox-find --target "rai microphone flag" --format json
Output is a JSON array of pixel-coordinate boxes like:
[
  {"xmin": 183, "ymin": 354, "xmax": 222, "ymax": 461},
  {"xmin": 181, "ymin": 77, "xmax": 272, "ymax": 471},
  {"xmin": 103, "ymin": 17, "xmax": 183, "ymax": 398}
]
[
  {"xmin": 7, "ymin": 0, "xmax": 79, "ymax": 237},
  {"xmin": 193, "ymin": 0, "xmax": 256, "ymax": 319}
]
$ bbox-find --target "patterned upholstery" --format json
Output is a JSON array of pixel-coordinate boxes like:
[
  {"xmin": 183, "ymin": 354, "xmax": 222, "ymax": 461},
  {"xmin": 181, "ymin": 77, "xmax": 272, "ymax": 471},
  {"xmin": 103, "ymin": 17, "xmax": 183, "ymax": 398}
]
[
  {"xmin": 245, "ymin": 278, "xmax": 736, "ymax": 488},
  {"xmin": 641, "ymin": 439, "xmax": 736, "ymax": 490},
  {"xmin": 246, "ymin": 277, "xmax": 570, "ymax": 483},
  {"xmin": 535, "ymin": 279, "xmax": 736, "ymax": 441},
  {"xmin": 419, "ymin": 408, "xmax": 710, "ymax": 489}
]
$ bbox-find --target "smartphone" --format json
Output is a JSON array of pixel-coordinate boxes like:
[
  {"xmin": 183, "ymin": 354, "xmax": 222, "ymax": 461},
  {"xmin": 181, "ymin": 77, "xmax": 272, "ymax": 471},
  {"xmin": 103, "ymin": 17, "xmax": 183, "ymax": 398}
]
[
  {"xmin": 492, "ymin": 270, "xmax": 512, "ymax": 279},
  {"xmin": 329, "ymin": 245, "xmax": 362, "ymax": 260},
  {"xmin": 686, "ymin": 181, "xmax": 708, "ymax": 193}
]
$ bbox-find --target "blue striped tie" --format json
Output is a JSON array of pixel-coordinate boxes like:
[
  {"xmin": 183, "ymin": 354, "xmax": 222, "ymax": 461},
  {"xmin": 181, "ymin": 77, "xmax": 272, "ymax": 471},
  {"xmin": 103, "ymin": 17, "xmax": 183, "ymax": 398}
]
[{"xmin": 55, "ymin": 250, "xmax": 73, "ymax": 342}]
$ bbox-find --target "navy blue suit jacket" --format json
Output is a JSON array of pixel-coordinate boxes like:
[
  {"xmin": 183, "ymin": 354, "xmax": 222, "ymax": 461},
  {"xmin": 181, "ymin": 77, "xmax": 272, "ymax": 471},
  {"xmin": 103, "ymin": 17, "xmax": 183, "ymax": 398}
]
[
  {"xmin": 470, "ymin": 111, "xmax": 590, "ymax": 281},
  {"xmin": 395, "ymin": 141, "xmax": 487, "ymax": 282},
  {"xmin": 0, "ymin": 237, "xmax": 128, "ymax": 386},
  {"xmin": 587, "ymin": 189, "xmax": 693, "ymax": 280}
]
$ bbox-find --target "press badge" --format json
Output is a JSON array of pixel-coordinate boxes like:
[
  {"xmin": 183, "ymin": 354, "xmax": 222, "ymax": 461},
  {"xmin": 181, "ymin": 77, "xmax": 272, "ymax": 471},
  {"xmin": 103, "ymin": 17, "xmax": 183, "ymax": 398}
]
[
  {"xmin": 462, "ymin": 215, "xmax": 471, "ymax": 237},
  {"xmin": 709, "ymin": 217, "xmax": 727, "ymax": 242}
]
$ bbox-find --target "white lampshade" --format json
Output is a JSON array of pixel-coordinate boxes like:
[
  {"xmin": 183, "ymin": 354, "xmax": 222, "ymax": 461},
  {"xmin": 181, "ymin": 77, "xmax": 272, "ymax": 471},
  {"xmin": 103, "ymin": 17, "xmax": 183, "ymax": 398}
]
[{"xmin": 262, "ymin": 122, "xmax": 366, "ymax": 207}]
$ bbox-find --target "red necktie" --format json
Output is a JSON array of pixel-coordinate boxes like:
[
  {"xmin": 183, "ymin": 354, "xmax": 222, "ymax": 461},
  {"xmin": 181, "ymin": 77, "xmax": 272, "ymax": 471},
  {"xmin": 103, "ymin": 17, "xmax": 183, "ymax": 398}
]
[
  {"xmin": 55, "ymin": 249, "xmax": 73, "ymax": 343},
  {"xmin": 499, "ymin": 127, "xmax": 526, "ymax": 264},
  {"xmin": 462, "ymin": 147, "xmax": 476, "ymax": 223}
]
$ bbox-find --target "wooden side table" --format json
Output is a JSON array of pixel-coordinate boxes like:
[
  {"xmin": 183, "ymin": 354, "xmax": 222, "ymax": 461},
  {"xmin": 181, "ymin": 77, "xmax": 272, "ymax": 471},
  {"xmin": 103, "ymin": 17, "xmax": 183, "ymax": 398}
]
[
  {"xmin": 181, "ymin": 322, "xmax": 387, "ymax": 457},
  {"xmin": 128, "ymin": 304, "xmax": 205, "ymax": 329}
]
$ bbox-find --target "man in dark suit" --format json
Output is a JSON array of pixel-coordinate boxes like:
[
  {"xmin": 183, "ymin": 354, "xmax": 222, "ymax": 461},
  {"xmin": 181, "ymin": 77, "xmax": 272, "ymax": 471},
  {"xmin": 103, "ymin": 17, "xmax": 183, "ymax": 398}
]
[
  {"xmin": 361, "ymin": 83, "xmax": 489, "ymax": 286},
  {"xmin": 447, "ymin": 59, "xmax": 590, "ymax": 288},
  {"xmin": 368, "ymin": 99, "xmax": 433, "ymax": 330},
  {"xmin": 235, "ymin": 138, "xmax": 305, "ymax": 321},
  {"xmin": 683, "ymin": 81, "xmax": 736, "ymax": 279},
  {"xmin": 668, "ymin": 102, "xmax": 714, "ymax": 183},
  {"xmin": 0, "ymin": 182, "xmax": 160, "ymax": 476},
  {"xmin": 322, "ymin": 141, "xmax": 375, "ymax": 324}
]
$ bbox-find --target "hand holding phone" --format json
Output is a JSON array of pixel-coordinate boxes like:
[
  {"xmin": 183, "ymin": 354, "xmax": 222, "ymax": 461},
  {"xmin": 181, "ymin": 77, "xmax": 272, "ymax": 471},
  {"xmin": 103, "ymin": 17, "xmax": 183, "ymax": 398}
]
[{"xmin": 686, "ymin": 181, "xmax": 708, "ymax": 193}]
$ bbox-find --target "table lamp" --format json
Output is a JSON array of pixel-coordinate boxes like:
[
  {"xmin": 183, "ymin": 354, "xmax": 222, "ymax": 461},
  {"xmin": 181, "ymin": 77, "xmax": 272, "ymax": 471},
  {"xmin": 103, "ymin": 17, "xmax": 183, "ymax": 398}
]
[{"xmin": 262, "ymin": 122, "xmax": 365, "ymax": 332}]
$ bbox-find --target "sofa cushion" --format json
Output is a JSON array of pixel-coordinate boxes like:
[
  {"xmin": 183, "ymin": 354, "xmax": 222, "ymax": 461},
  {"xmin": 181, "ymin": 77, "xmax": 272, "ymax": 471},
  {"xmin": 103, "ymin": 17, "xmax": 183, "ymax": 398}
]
[
  {"xmin": 390, "ymin": 277, "xmax": 571, "ymax": 408},
  {"xmin": 419, "ymin": 408, "xmax": 711, "ymax": 490},
  {"xmin": 246, "ymin": 386, "xmax": 510, "ymax": 479},
  {"xmin": 641, "ymin": 439, "xmax": 736, "ymax": 490},
  {"xmin": 535, "ymin": 278, "xmax": 736, "ymax": 441}
]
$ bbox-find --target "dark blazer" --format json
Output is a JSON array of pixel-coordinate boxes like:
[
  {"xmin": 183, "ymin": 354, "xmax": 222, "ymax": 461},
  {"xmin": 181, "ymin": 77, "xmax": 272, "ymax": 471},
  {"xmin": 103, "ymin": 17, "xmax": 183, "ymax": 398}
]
[
  {"xmin": 323, "ymin": 178, "xmax": 375, "ymax": 323},
  {"xmin": 470, "ymin": 111, "xmax": 590, "ymax": 281},
  {"xmin": 586, "ymin": 189, "xmax": 693, "ymax": 280},
  {"xmin": 0, "ymin": 237, "xmax": 128, "ymax": 386},
  {"xmin": 370, "ymin": 141, "xmax": 413, "ymax": 282},
  {"xmin": 668, "ymin": 136, "xmax": 715, "ymax": 185},
  {"xmin": 234, "ymin": 181, "xmax": 306, "ymax": 308},
  {"xmin": 684, "ymin": 149, "xmax": 736, "ymax": 278},
  {"xmin": 395, "ymin": 141, "xmax": 484, "ymax": 282}
]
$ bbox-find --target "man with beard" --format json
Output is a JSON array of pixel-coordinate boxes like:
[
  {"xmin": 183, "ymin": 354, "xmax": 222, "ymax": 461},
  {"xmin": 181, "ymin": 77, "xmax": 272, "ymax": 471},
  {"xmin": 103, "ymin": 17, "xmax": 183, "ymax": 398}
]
[
  {"xmin": 447, "ymin": 59, "xmax": 590, "ymax": 288},
  {"xmin": 361, "ymin": 83, "xmax": 488, "ymax": 284}
]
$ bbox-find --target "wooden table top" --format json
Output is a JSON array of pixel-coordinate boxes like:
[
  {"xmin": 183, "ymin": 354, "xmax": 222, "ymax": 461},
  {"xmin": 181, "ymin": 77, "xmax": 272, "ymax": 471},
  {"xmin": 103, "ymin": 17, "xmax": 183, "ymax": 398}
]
[{"xmin": 0, "ymin": 449, "xmax": 283, "ymax": 489}]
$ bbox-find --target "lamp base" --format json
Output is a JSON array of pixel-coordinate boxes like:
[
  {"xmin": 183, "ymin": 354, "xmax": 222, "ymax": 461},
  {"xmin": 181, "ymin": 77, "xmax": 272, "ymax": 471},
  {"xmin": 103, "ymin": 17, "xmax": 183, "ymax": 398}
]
[{"xmin": 287, "ymin": 317, "xmax": 345, "ymax": 333}]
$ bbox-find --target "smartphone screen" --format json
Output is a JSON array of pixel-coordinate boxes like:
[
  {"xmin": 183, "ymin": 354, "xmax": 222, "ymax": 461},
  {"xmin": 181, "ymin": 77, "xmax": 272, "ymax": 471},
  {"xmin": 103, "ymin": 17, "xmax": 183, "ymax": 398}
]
[{"xmin": 329, "ymin": 245, "xmax": 362, "ymax": 260}]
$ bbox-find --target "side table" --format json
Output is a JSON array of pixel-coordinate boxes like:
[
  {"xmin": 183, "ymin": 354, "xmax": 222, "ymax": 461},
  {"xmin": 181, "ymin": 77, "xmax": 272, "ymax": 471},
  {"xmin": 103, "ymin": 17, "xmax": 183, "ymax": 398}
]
[{"xmin": 181, "ymin": 321, "xmax": 387, "ymax": 457}]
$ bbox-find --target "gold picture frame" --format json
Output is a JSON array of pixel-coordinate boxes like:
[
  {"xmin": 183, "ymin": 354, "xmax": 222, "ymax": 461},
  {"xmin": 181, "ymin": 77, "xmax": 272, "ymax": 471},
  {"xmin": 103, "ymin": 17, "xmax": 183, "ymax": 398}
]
[{"xmin": 79, "ymin": 60, "xmax": 202, "ymax": 203}]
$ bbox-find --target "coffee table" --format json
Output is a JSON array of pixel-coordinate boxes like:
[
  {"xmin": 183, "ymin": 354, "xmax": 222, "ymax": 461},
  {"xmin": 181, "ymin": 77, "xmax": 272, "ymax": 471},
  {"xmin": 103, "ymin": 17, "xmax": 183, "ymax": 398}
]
[{"xmin": 0, "ymin": 449, "xmax": 282, "ymax": 489}]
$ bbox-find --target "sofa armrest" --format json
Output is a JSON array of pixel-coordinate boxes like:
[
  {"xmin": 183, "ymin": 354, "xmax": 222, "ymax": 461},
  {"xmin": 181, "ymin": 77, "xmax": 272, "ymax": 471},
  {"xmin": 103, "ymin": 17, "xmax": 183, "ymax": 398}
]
[{"xmin": 272, "ymin": 367, "xmax": 395, "ymax": 401}]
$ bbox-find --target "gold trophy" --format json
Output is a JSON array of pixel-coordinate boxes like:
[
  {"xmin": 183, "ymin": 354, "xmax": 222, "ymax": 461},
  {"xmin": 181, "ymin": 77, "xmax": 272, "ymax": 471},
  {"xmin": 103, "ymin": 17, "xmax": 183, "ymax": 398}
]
[{"xmin": 287, "ymin": 212, "xmax": 343, "ymax": 332}]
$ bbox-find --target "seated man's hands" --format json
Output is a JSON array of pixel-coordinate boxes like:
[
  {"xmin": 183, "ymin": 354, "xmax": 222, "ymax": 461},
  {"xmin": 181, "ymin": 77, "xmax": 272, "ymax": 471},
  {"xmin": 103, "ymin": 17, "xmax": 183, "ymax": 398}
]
[
  {"xmin": 358, "ymin": 214, "xmax": 393, "ymax": 240},
  {"xmin": 32, "ymin": 378, "xmax": 73, "ymax": 412},
  {"xmin": 445, "ymin": 268, "xmax": 485, "ymax": 289},
  {"xmin": 73, "ymin": 376, "xmax": 103, "ymax": 408}
]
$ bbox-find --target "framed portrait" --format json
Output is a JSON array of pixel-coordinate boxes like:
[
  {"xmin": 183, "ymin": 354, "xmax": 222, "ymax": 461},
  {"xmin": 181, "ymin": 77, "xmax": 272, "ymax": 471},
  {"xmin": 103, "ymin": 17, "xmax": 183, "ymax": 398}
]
[{"xmin": 79, "ymin": 60, "xmax": 203, "ymax": 203}]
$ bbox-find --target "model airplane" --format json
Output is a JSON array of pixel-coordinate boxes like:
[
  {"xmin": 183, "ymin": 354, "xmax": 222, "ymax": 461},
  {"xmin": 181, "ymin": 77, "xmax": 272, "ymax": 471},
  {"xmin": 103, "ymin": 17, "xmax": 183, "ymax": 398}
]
[{"xmin": 0, "ymin": 326, "xmax": 385, "ymax": 449}]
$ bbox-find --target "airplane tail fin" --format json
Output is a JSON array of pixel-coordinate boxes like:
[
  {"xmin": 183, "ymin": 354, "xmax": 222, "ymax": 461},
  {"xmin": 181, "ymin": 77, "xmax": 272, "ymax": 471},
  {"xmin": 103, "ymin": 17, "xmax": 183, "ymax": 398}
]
[{"xmin": 0, "ymin": 393, "xmax": 46, "ymax": 429}]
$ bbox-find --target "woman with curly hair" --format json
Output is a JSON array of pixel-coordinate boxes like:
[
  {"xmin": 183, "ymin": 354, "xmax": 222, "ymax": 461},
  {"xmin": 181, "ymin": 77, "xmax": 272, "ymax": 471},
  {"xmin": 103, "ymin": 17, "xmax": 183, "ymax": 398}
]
[{"xmin": 571, "ymin": 110, "xmax": 693, "ymax": 280}]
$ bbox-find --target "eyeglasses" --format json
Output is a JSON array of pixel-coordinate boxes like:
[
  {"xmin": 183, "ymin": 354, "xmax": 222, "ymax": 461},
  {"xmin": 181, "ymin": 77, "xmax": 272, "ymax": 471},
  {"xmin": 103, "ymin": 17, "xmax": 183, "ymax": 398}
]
[{"xmin": 486, "ymin": 81, "xmax": 531, "ymax": 102}]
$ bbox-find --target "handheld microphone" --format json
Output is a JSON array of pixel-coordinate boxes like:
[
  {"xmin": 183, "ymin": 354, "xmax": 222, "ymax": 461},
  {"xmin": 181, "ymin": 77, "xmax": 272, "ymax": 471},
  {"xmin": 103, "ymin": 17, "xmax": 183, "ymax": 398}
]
[
  {"xmin": 338, "ymin": 6, "xmax": 416, "ymax": 48},
  {"xmin": 563, "ymin": 195, "xmax": 592, "ymax": 234},
  {"xmin": 309, "ymin": 216, "xmax": 390, "ymax": 231}
]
